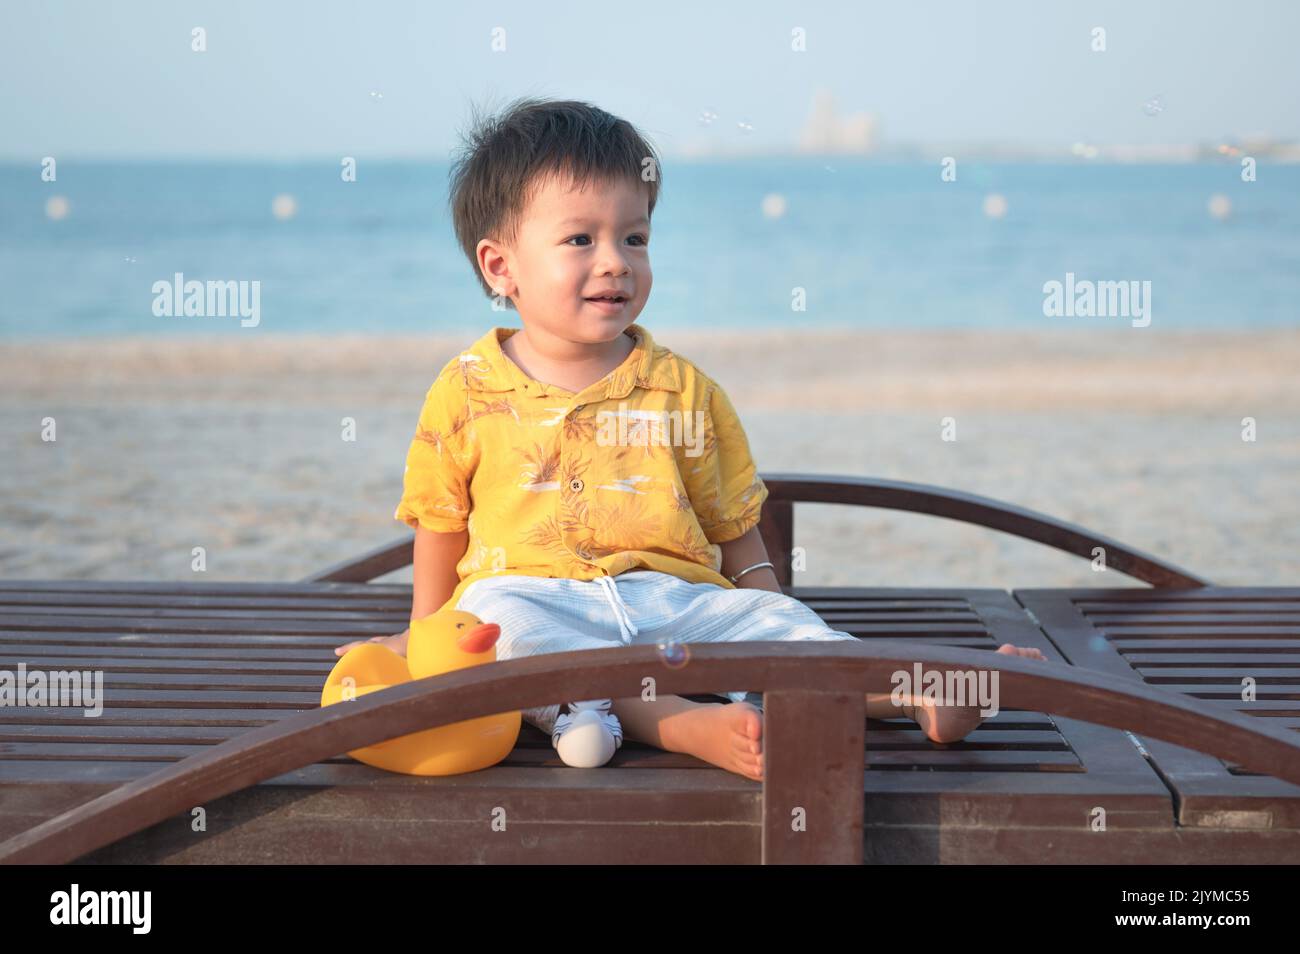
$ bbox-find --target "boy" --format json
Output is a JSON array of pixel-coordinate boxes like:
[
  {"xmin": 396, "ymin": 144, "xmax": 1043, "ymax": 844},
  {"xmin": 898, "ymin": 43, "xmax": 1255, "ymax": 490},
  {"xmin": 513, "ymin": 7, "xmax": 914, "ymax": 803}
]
[{"xmin": 336, "ymin": 97, "xmax": 1045, "ymax": 781}]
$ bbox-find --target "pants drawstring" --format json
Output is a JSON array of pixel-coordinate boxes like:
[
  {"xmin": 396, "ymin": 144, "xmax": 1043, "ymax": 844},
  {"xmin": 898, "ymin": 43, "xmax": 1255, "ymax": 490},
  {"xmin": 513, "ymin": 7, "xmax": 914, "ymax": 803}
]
[{"xmin": 594, "ymin": 574, "xmax": 638, "ymax": 645}]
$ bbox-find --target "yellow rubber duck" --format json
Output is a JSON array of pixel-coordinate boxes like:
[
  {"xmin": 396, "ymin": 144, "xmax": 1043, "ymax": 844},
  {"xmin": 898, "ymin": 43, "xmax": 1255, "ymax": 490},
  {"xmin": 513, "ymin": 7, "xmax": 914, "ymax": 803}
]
[{"xmin": 320, "ymin": 609, "xmax": 521, "ymax": 775}]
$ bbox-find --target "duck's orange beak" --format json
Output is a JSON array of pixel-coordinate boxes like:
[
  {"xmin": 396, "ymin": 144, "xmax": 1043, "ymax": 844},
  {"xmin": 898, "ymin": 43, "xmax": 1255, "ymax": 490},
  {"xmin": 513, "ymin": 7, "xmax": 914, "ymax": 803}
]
[{"xmin": 456, "ymin": 622, "xmax": 500, "ymax": 654}]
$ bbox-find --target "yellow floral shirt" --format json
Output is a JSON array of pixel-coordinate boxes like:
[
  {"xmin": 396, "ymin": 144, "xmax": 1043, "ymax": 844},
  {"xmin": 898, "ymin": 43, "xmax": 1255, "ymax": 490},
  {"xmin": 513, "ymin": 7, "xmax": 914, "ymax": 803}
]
[{"xmin": 393, "ymin": 321, "xmax": 769, "ymax": 613}]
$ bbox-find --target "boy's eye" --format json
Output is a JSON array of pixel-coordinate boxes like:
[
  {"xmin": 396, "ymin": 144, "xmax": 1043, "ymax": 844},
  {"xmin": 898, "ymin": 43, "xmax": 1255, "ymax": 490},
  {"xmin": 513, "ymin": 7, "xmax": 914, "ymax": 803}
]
[{"xmin": 565, "ymin": 234, "xmax": 649, "ymax": 247}]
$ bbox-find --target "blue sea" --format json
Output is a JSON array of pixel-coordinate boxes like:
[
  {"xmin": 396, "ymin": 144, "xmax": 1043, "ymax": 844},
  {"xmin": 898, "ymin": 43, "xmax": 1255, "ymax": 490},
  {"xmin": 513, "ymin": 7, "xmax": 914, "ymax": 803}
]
[{"xmin": 2, "ymin": 158, "xmax": 1297, "ymax": 339}]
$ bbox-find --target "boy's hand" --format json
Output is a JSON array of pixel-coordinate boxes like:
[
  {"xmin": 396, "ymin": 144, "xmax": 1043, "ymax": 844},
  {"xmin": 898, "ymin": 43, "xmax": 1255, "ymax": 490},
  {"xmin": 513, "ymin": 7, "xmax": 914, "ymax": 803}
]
[{"xmin": 334, "ymin": 628, "xmax": 410, "ymax": 658}]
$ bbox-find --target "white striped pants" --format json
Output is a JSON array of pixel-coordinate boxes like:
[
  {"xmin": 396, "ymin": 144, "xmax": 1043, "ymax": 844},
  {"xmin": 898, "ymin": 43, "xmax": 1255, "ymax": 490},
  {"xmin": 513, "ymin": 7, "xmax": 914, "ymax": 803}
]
[{"xmin": 454, "ymin": 569, "xmax": 858, "ymax": 735}]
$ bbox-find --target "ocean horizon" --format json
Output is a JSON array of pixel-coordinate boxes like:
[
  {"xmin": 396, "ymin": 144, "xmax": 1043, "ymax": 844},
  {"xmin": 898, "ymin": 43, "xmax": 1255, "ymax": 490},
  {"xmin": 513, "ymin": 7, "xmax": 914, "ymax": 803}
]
[{"xmin": 3, "ymin": 158, "xmax": 1297, "ymax": 341}]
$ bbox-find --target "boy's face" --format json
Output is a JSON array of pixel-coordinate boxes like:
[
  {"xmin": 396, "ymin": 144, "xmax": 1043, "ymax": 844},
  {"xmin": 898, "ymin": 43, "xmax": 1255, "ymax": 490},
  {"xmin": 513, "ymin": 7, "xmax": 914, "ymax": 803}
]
[{"xmin": 478, "ymin": 171, "xmax": 652, "ymax": 346}]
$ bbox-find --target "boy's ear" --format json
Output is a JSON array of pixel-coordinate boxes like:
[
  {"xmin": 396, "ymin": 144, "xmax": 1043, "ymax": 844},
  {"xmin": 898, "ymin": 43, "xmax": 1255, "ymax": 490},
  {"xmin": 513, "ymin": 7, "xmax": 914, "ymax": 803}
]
[{"xmin": 476, "ymin": 238, "xmax": 515, "ymax": 298}]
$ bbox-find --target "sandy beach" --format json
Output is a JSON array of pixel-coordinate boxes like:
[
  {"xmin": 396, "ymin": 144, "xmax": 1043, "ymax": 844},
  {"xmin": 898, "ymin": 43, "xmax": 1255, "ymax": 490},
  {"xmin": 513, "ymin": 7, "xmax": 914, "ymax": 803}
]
[{"xmin": 3, "ymin": 326, "xmax": 1298, "ymax": 589}]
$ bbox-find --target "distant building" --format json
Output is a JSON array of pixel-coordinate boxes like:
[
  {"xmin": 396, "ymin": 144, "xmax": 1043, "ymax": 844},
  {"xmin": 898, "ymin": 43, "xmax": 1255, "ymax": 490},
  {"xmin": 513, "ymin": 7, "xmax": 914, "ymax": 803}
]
[{"xmin": 798, "ymin": 90, "xmax": 879, "ymax": 155}]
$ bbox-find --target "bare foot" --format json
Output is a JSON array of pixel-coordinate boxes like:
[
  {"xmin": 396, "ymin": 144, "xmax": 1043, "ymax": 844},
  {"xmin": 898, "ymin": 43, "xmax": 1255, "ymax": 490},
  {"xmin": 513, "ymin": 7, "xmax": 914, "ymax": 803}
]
[
  {"xmin": 905, "ymin": 643, "xmax": 1047, "ymax": 743},
  {"xmin": 334, "ymin": 628, "xmax": 410, "ymax": 658},
  {"xmin": 660, "ymin": 701, "xmax": 765, "ymax": 781}
]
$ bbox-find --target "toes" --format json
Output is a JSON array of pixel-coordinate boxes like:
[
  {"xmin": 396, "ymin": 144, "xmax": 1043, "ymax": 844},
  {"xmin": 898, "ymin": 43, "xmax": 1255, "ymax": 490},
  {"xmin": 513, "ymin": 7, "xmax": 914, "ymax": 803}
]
[{"xmin": 996, "ymin": 643, "xmax": 1047, "ymax": 660}]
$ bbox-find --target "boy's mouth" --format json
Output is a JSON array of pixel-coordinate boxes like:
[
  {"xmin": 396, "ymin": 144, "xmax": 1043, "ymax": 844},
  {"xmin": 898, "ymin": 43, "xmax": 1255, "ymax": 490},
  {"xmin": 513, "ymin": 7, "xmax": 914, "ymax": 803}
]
[{"xmin": 584, "ymin": 295, "xmax": 629, "ymax": 311}]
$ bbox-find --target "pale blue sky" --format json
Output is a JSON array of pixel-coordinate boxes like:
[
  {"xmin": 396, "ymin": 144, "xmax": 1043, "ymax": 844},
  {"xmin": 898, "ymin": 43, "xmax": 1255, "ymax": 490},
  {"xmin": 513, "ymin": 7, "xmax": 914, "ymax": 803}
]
[{"xmin": 2, "ymin": 0, "xmax": 1297, "ymax": 159}]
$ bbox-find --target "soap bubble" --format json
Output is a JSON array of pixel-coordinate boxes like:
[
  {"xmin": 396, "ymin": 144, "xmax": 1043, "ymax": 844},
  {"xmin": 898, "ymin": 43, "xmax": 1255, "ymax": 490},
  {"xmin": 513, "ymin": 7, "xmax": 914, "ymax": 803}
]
[
  {"xmin": 1207, "ymin": 194, "xmax": 1232, "ymax": 220},
  {"xmin": 45, "ymin": 196, "xmax": 70, "ymax": 220},
  {"xmin": 271, "ymin": 194, "xmax": 298, "ymax": 220},
  {"xmin": 982, "ymin": 193, "xmax": 1008, "ymax": 219},
  {"xmin": 656, "ymin": 640, "xmax": 691, "ymax": 670},
  {"xmin": 1088, "ymin": 635, "xmax": 1108, "ymax": 653},
  {"xmin": 1142, "ymin": 94, "xmax": 1164, "ymax": 117},
  {"xmin": 369, "ymin": 90, "xmax": 384, "ymax": 102},
  {"xmin": 760, "ymin": 193, "xmax": 787, "ymax": 219},
  {"xmin": 697, "ymin": 107, "xmax": 718, "ymax": 126},
  {"xmin": 736, "ymin": 118, "xmax": 754, "ymax": 134}
]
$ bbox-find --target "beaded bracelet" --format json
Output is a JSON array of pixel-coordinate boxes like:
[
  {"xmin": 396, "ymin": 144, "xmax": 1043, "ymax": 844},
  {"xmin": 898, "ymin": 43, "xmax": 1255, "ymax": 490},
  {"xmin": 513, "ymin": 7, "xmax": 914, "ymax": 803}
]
[{"xmin": 728, "ymin": 560, "xmax": 775, "ymax": 585}]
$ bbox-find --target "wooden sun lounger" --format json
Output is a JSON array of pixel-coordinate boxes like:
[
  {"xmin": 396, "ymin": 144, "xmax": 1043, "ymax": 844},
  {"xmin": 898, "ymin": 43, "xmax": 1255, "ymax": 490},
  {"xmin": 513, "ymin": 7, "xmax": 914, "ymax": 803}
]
[{"xmin": 1, "ymin": 473, "xmax": 1297, "ymax": 864}]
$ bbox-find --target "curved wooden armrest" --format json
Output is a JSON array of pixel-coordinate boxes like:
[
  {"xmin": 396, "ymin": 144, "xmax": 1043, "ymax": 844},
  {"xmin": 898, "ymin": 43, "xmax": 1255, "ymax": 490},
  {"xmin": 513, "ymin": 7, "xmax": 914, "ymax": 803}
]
[
  {"xmin": 302, "ymin": 535, "xmax": 416, "ymax": 584},
  {"xmin": 305, "ymin": 473, "xmax": 1208, "ymax": 587},
  {"xmin": 3, "ymin": 641, "xmax": 1294, "ymax": 865},
  {"xmin": 758, "ymin": 473, "xmax": 1208, "ymax": 587}
]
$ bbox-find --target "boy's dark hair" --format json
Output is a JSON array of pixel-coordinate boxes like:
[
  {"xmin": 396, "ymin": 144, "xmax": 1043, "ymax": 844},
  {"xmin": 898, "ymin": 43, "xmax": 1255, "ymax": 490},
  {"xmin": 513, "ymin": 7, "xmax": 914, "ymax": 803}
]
[{"xmin": 448, "ymin": 96, "xmax": 662, "ymax": 308}]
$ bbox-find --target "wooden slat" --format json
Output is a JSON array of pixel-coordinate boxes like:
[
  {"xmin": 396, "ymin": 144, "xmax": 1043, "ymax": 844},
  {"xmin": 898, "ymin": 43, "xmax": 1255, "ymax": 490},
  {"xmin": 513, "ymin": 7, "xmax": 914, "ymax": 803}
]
[
  {"xmin": 2, "ymin": 689, "xmax": 319, "ymax": 705},
  {"xmin": 866, "ymin": 750, "xmax": 1082, "ymax": 769},
  {"xmin": 0, "ymin": 644, "xmax": 355, "ymax": 661},
  {"xmin": 0, "ymin": 605, "xmax": 408, "ymax": 622},
  {"xmin": 0, "ymin": 654, "xmax": 334, "ymax": 673},
  {"xmin": 0, "ymin": 706, "xmax": 308, "ymax": 725},
  {"xmin": 1132, "ymin": 686, "xmax": 1300, "ymax": 699},
  {"xmin": 1113, "ymin": 640, "xmax": 1300, "ymax": 652},
  {"xmin": 1138, "ymin": 667, "xmax": 1300, "ymax": 680},
  {"xmin": 1128, "ymin": 653, "xmax": 1300, "ymax": 665},
  {"xmin": 1076, "ymin": 599, "xmax": 1300, "ymax": 612},
  {"xmin": 1090, "ymin": 614, "xmax": 1300, "ymax": 626},
  {"xmin": 2, "ymin": 631, "xmax": 385, "ymax": 648},
  {"xmin": 0, "ymin": 579, "xmax": 410, "ymax": 597},
  {"xmin": 0, "ymin": 671, "xmax": 327, "ymax": 689},
  {"xmin": 0, "ymin": 592, "xmax": 410, "ymax": 611},
  {"xmin": 1, "ymin": 613, "xmax": 400, "ymax": 634}
]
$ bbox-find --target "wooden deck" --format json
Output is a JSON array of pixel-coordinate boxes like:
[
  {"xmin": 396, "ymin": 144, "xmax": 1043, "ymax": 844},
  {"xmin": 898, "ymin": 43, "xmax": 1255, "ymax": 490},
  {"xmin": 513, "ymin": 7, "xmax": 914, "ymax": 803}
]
[{"xmin": 2, "ymin": 579, "xmax": 1297, "ymax": 863}]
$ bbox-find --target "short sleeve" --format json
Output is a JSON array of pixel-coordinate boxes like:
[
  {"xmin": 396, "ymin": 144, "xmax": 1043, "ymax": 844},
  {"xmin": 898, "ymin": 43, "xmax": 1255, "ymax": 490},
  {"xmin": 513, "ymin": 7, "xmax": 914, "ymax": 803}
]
[
  {"xmin": 393, "ymin": 382, "xmax": 472, "ymax": 533},
  {"xmin": 683, "ymin": 381, "xmax": 769, "ymax": 544}
]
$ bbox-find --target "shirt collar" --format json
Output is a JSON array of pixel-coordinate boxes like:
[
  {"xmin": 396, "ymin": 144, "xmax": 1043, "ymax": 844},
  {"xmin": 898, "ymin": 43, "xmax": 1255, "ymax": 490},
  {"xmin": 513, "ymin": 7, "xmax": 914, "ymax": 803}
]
[{"xmin": 458, "ymin": 321, "xmax": 682, "ymax": 399}]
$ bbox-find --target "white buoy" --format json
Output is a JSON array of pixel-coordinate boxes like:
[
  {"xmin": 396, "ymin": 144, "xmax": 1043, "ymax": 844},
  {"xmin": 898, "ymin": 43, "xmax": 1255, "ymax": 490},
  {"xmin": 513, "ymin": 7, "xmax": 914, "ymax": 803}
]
[
  {"xmin": 982, "ymin": 193, "xmax": 1008, "ymax": 219},
  {"xmin": 271, "ymin": 194, "xmax": 298, "ymax": 221},
  {"xmin": 761, "ymin": 193, "xmax": 787, "ymax": 219}
]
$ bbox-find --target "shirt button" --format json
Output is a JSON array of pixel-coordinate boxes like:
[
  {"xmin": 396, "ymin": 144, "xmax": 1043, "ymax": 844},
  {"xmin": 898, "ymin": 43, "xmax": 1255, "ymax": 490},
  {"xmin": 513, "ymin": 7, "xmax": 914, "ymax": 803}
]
[{"xmin": 569, "ymin": 477, "xmax": 584, "ymax": 493}]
